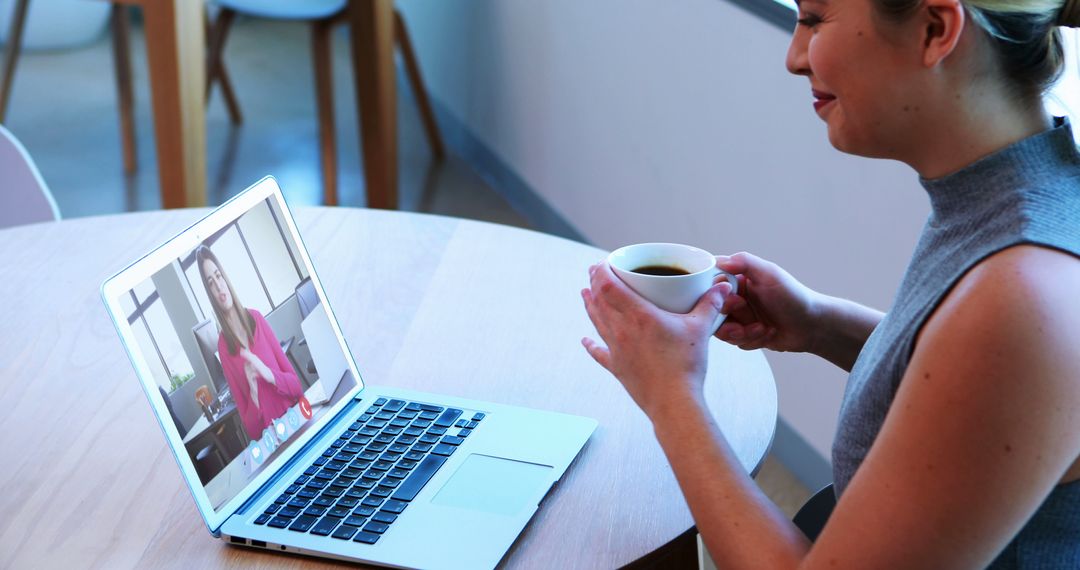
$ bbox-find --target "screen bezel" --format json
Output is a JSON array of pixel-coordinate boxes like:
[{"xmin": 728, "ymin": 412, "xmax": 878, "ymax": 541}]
[{"xmin": 100, "ymin": 176, "xmax": 365, "ymax": 533}]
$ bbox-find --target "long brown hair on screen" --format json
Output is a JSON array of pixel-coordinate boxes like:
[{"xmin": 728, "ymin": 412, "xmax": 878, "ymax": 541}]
[{"xmin": 195, "ymin": 244, "xmax": 254, "ymax": 356}]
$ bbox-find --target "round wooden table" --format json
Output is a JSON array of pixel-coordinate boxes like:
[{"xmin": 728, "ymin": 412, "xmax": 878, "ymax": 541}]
[{"xmin": 0, "ymin": 208, "xmax": 777, "ymax": 569}]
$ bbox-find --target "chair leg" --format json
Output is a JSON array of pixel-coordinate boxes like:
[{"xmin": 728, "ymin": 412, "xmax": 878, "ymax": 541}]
[
  {"xmin": 205, "ymin": 7, "xmax": 242, "ymax": 125},
  {"xmin": 0, "ymin": 0, "xmax": 31, "ymax": 124},
  {"xmin": 311, "ymin": 19, "xmax": 338, "ymax": 206},
  {"xmin": 110, "ymin": 5, "xmax": 137, "ymax": 174},
  {"xmin": 393, "ymin": 9, "xmax": 445, "ymax": 160}
]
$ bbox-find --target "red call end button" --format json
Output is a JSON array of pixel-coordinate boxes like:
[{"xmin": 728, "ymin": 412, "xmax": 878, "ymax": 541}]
[{"xmin": 299, "ymin": 396, "xmax": 313, "ymax": 420}]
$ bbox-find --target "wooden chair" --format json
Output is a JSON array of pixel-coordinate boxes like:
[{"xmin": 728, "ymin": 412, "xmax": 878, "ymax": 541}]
[
  {"xmin": 206, "ymin": 0, "xmax": 446, "ymax": 206},
  {"xmin": 0, "ymin": 1, "xmax": 240, "ymax": 175},
  {"xmin": 0, "ymin": 123, "xmax": 59, "ymax": 229}
]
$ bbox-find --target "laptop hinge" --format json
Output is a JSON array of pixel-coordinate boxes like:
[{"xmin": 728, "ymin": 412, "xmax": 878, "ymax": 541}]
[{"xmin": 230, "ymin": 396, "xmax": 365, "ymax": 519}]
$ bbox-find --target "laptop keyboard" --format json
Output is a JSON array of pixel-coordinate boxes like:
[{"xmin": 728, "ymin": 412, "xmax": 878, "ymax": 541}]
[{"xmin": 252, "ymin": 398, "xmax": 485, "ymax": 545}]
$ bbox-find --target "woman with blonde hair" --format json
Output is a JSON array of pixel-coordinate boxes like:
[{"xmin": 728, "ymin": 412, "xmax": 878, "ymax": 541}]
[{"xmin": 582, "ymin": 0, "xmax": 1080, "ymax": 565}]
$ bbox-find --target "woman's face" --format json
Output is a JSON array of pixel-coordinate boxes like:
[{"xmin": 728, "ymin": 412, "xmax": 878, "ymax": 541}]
[
  {"xmin": 786, "ymin": 0, "xmax": 925, "ymax": 158},
  {"xmin": 202, "ymin": 259, "xmax": 234, "ymax": 312}
]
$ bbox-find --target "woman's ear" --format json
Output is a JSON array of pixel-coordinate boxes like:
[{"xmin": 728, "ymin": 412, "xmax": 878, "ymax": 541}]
[{"xmin": 920, "ymin": 0, "xmax": 966, "ymax": 67}]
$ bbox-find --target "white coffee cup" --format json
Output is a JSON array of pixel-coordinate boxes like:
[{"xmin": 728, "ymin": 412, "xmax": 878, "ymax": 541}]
[{"xmin": 607, "ymin": 243, "xmax": 737, "ymax": 314}]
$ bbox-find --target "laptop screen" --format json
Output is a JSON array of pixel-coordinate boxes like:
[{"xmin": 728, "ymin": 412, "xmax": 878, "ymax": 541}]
[{"xmin": 110, "ymin": 190, "xmax": 358, "ymax": 513}]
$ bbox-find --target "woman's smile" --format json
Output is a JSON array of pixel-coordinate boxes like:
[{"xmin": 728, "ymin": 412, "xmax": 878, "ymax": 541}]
[{"xmin": 812, "ymin": 89, "xmax": 837, "ymax": 114}]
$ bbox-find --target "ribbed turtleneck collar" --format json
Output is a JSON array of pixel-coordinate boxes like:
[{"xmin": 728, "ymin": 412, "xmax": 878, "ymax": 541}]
[{"xmin": 919, "ymin": 117, "xmax": 1079, "ymax": 225}]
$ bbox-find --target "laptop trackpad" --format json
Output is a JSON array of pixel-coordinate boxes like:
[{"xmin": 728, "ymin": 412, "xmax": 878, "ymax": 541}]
[{"xmin": 431, "ymin": 454, "xmax": 553, "ymax": 516}]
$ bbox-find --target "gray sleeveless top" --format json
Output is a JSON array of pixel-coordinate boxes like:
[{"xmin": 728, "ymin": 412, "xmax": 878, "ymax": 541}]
[{"xmin": 832, "ymin": 117, "xmax": 1080, "ymax": 568}]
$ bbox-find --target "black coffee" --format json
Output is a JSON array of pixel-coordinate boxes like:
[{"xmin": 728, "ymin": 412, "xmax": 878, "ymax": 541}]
[{"xmin": 631, "ymin": 265, "xmax": 690, "ymax": 276}]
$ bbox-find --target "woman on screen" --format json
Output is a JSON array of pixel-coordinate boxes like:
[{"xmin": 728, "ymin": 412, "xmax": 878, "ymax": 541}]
[{"xmin": 195, "ymin": 245, "xmax": 303, "ymax": 441}]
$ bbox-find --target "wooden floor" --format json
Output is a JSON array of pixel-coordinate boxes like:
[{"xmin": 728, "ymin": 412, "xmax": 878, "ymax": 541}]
[{"xmin": 3, "ymin": 12, "xmax": 809, "ymax": 542}]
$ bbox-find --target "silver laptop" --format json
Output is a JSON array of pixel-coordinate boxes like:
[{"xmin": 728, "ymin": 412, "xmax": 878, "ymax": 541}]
[{"xmin": 101, "ymin": 177, "xmax": 596, "ymax": 569}]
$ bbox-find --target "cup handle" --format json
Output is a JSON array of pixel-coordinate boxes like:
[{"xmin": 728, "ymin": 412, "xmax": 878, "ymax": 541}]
[{"xmin": 710, "ymin": 267, "xmax": 739, "ymax": 296}]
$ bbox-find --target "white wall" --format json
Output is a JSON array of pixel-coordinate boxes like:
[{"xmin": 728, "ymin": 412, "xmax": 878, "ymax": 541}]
[{"xmin": 396, "ymin": 0, "xmax": 932, "ymax": 471}]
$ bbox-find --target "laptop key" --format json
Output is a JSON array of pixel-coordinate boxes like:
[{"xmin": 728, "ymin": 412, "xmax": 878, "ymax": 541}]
[
  {"xmin": 268, "ymin": 516, "xmax": 293, "ymax": 528},
  {"xmin": 419, "ymin": 434, "xmax": 440, "ymax": 445},
  {"xmin": 344, "ymin": 514, "xmax": 369, "ymax": 527},
  {"xmin": 288, "ymin": 515, "xmax": 318, "ymax": 532},
  {"xmin": 274, "ymin": 493, "xmax": 290, "ymax": 504},
  {"xmin": 353, "ymin": 505, "xmax": 376, "ymax": 517},
  {"xmin": 328, "ymin": 506, "xmax": 352, "ymax": 518},
  {"xmin": 397, "ymin": 410, "xmax": 418, "ymax": 420},
  {"xmin": 392, "ymin": 454, "xmax": 448, "ymax": 502},
  {"xmin": 303, "ymin": 466, "xmax": 319, "ymax": 477},
  {"xmin": 426, "ymin": 426, "xmax": 448, "ymax": 436},
  {"xmin": 337, "ymin": 497, "xmax": 360, "ymax": 508},
  {"xmin": 370, "ymin": 487, "xmax": 392, "ymax": 498},
  {"xmin": 310, "ymin": 516, "xmax": 341, "ymax": 536},
  {"xmin": 472, "ymin": 412, "xmax": 486, "ymax": 421},
  {"xmin": 373, "ymin": 460, "xmax": 393, "ymax": 471},
  {"xmin": 278, "ymin": 506, "xmax": 301, "ymax": 518},
  {"xmin": 363, "ymin": 521, "xmax": 390, "ymax": 534},
  {"xmin": 413, "ymin": 443, "xmax": 433, "ymax": 453},
  {"xmin": 265, "ymin": 503, "xmax": 282, "ymax": 514},
  {"xmin": 458, "ymin": 429, "xmax": 472, "ymax": 438},
  {"xmin": 304, "ymin": 506, "xmax": 327, "ymax": 518},
  {"xmin": 297, "ymin": 488, "xmax": 318, "ymax": 500},
  {"xmin": 323, "ymin": 487, "xmax": 345, "ymax": 498},
  {"xmin": 374, "ymin": 398, "xmax": 387, "ymax": 406},
  {"xmin": 314, "ymin": 456, "xmax": 329, "ymax": 466},
  {"xmin": 388, "ymin": 468, "xmax": 409, "ymax": 479},
  {"xmin": 345, "ymin": 488, "xmax": 367, "ymax": 500},
  {"xmin": 375, "ymin": 411, "xmax": 395, "ymax": 420},
  {"xmin": 286, "ymin": 498, "xmax": 309, "ymax": 509},
  {"xmin": 325, "ymin": 460, "xmax": 347, "ymax": 471},
  {"xmin": 434, "ymin": 409, "xmax": 462, "ymax": 428},
  {"xmin": 432, "ymin": 443, "xmax": 456, "ymax": 457},
  {"xmin": 341, "ymin": 467, "xmax": 363, "ymax": 479},
  {"xmin": 379, "ymin": 479, "xmax": 401, "ymax": 489},
  {"xmin": 362, "ymin": 497, "xmax": 385, "ymax": 508},
  {"xmin": 385, "ymin": 399, "xmax": 406, "ymax": 412},
  {"xmin": 332, "ymin": 524, "xmax": 359, "ymax": 540},
  {"xmin": 313, "ymin": 496, "xmax": 335, "ymax": 508},
  {"xmin": 404, "ymin": 451, "xmax": 424, "ymax": 461},
  {"xmin": 397, "ymin": 460, "xmax": 417, "ymax": 470},
  {"xmin": 405, "ymin": 402, "xmax": 422, "ymax": 412},
  {"xmin": 373, "ymin": 511, "xmax": 398, "ymax": 524},
  {"xmin": 382, "ymin": 500, "xmax": 408, "ymax": 514},
  {"xmin": 255, "ymin": 513, "xmax": 272, "ymax": 525},
  {"xmin": 418, "ymin": 404, "xmax": 444, "ymax": 413},
  {"xmin": 353, "ymin": 531, "xmax": 380, "ymax": 544},
  {"xmin": 441, "ymin": 436, "xmax": 464, "ymax": 446}
]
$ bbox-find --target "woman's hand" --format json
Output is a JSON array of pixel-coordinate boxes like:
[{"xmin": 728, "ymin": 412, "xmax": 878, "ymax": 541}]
[
  {"xmin": 239, "ymin": 348, "xmax": 276, "ymax": 385},
  {"xmin": 714, "ymin": 252, "xmax": 821, "ymax": 354},
  {"xmin": 581, "ymin": 263, "xmax": 730, "ymax": 422}
]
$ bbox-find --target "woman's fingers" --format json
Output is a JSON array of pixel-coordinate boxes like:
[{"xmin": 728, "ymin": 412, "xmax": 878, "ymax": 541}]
[
  {"xmin": 581, "ymin": 288, "xmax": 613, "ymax": 342},
  {"xmin": 716, "ymin": 251, "xmax": 771, "ymax": 282},
  {"xmin": 581, "ymin": 337, "xmax": 612, "ymax": 371},
  {"xmin": 589, "ymin": 263, "xmax": 648, "ymax": 314}
]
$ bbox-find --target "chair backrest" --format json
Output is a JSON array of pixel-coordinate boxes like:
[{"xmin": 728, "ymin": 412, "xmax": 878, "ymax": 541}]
[
  {"xmin": 295, "ymin": 277, "xmax": 320, "ymax": 319},
  {"xmin": 792, "ymin": 483, "xmax": 837, "ymax": 543},
  {"xmin": 192, "ymin": 319, "xmax": 228, "ymax": 394},
  {"xmin": 0, "ymin": 125, "xmax": 60, "ymax": 230}
]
